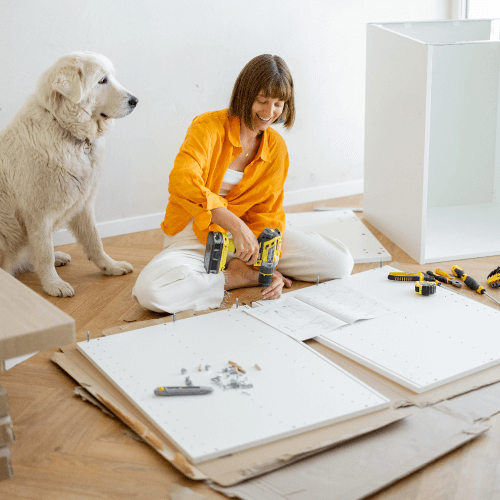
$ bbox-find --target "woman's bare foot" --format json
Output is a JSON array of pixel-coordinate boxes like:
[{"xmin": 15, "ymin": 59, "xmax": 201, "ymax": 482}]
[
  {"xmin": 223, "ymin": 258, "xmax": 259, "ymax": 290},
  {"xmin": 223, "ymin": 259, "xmax": 292, "ymax": 300}
]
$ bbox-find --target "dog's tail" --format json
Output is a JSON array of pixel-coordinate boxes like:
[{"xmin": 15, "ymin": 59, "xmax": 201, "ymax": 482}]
[
  {"xmin": 9, "ymin": 250, "xmax": 34, "ymax": 276},
  {"xmin": 0, "ymin": 246, "xmax": 32, "ymax": 276},
  {"xmin": 0, "ymin": 209, "xmax": 30, "ymax": 275}
]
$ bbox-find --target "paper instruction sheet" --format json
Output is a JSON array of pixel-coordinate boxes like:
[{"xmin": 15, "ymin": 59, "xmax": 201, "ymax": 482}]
[
  {"xmin": 246, "ymin": 283, "xmax": 396, "ymax": 341},
  {"xmin": 295, "ymin": 283, "xmax": 395, "ymax": 324},
  {"xmin": 246, "ymin": 296, "xmax": 347, "ymax": 341}
]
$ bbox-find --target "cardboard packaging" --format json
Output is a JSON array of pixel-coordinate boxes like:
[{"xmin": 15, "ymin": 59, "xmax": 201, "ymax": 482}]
[
  {"xmin": 214, "ymin": 383, "xmax": 500, "ymax": 500},
  {"xmin": 0, "ymin": 387, "xmax": 9, "ymax": 417},
  {"xmin": 0, "ymin": 447, "xmax": 13, "ymax": 481},
  {"xmin": 0, "ymin": 417, "xmax": 14, "ymax": 448}
]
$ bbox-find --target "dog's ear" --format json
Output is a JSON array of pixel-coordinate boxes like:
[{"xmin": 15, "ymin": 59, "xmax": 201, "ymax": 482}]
[{"xmin": 52, "ymin": 66, "xmax": 84, "ymax": 104}]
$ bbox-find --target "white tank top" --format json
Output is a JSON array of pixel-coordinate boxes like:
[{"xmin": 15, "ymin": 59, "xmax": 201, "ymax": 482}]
[{"xmin": 219, "ymin": 168, "xmax": 244, "ymax": 196}]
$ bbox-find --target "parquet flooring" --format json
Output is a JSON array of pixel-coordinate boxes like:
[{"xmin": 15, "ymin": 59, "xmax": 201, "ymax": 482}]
[{"xmin": 0, "ymin": 194, "xmax": 499, "ymax": 499}]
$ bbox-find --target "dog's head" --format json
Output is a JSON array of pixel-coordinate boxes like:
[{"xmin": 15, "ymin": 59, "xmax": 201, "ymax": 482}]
[{"xmin": 36, "ymin": 52, "xmax": 138, "ymax": 141}]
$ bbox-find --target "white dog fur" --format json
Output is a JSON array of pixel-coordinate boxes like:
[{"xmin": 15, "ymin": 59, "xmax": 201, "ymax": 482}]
[{"xmin": 0, "ymin": 51, "xmax": 138, "ymax": 297}]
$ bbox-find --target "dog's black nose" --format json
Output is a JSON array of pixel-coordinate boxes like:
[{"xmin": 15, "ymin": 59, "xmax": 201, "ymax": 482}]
[{"xmin": 128, "ymin": 96, "xmax": 139, "ymax": 108}]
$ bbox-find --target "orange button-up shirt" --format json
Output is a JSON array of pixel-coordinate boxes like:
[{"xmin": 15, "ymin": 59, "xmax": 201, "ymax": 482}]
[{"xmin": 161, "ymin": 109, "xmax": 289, "ymax": 244}]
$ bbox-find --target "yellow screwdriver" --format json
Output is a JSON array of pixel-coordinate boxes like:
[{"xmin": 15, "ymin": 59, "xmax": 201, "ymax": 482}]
[{"xmin": 451, "ymin": 266, "xmax": 500, "ymax": 307}]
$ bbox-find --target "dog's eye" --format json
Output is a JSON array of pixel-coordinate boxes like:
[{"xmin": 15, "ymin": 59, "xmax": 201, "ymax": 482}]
[{"xmin": 98, "ymin": 76, "xmax": 108, "ymax": 85}]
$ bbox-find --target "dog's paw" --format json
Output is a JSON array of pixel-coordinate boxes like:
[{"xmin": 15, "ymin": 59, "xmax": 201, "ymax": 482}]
[
  {"xmin": 54, "ymin": 251, "xmax": 71, "ymax": 267},
  {"xmin": 101, "ymin": 260, "xmax": 134, "ymax": 276},
  {"xmin": 43, "ymin": 279, "xmax": 75, "ymax": 297}
]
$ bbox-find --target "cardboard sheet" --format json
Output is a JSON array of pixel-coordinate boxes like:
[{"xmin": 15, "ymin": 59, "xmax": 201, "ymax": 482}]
[
  {"xmin": 168, "ymin": 484, "xmax": 211, "ymax": 500},
  {"xmin": 0, "ymin": 417, "xmax": 14, "ymax": 448},
  {"xmin": 211, "ymin": 382, "xmax": 500, "ymax": 500},
  {"xmin": 0, "ymin": 446, "xmax": 13, "ymax": 481},
  {"xmin": 51, "ymin": 344, "xmax": 406, "ymax": 486},
  {"xmin": 0, "ymin": 386, "xmax": 9, "ymax": 417}
]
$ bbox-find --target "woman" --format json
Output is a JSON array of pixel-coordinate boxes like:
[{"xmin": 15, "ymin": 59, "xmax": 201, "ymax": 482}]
[{"xmin": 132, "ymin": 54, "xmax": 353, "ymax": 313}]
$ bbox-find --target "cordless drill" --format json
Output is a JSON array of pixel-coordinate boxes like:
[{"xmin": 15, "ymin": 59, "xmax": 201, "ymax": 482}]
[{"xmin": 204, "ymin": 228, "xmax": 281, "ymax": 288}]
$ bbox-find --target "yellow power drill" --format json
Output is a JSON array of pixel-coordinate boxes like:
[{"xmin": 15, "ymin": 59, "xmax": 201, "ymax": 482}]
[{"xmin": 204, "ymin": 228, "xmax": 281, "ymax": 288}]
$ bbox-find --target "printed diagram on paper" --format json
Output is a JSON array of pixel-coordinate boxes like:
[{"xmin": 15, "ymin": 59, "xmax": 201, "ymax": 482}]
[
  {"xmin": 295, "ymin": 283, "xmax": 396, "ymax": 324},
  {"xmin": 246, "ymin": 296, "xmax": 347, "ymax": 341},
  {"xmin": 246, "ymin": 284, "xmax": 397, "ymax": 341}
]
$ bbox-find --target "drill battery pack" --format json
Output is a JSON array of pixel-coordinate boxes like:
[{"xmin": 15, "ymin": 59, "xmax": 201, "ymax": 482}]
[{"xmin": 204, "ymin": 228, "xmax": 281, "ymax": 288}]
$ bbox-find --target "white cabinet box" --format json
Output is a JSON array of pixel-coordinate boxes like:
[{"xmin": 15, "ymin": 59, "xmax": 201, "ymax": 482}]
[{"xmin": 364, "ymin": 20, "xmax": 500, "ymax": 264}]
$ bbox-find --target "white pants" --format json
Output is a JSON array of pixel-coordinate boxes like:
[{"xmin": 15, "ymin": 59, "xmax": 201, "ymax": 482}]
[{"xmin": 132, "ymin": 221, "xmax": 354, "ymax": 313}]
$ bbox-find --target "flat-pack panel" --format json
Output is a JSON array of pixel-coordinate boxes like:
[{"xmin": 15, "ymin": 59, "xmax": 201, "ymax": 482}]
[
  {"xmin": 285, "ymin": 210, "xmax": 391, "ymax": 264},
  {"xmin": 364, "ymin": 23, "xmax": 429, "ymax": 262},
  {"xmin": 314, "ymin": 266, "xmax": 500, "ymax": 393},
  {"xmin": 77, "ymin": 309, "xmax": 389, "ymax": 463}
]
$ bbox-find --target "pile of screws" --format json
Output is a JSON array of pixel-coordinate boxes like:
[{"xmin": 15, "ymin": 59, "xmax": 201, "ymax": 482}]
[
  {"xmin": 211, "ymin": 363, "xmax": 253, "ymax": 391},
  {"xmin": 179, "ymin": 361, "xmax": 255, "ymax": 392}
]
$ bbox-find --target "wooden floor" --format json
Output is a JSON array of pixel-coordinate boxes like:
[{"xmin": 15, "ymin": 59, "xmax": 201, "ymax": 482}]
[{"xmin": 1, "ymin": 194, "xmax": 499, "ymax": 499}]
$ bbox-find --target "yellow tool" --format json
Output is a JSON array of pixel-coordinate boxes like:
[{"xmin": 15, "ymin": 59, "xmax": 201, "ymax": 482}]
[
  {"xmin": 426, "ymin": 270, "xmax": 461, "ymax": 288},
  {"xmin": 435, "ymin": 268, "xmax": 453, "ymax": 279},
  {"xmin": 487, "ymin": 266, "xmax": 500, "ymax": 288},
  {"xmin": 388, "ymin": 272, "xmax": 424, "ymax": 282},
  {"xmin": 435, "ymin": 268, "xmax": 462, "ymax": 287},
  {"xmin": 451, "ymin": 265, "xmax": 500, "ymax": 307},
  {"xmin": 415, "ymin": 281, "xmax": 436, "ymax": 296},
  {"xmin": 388, "ymin": 272, "xmax": 439, "ymax": 285},
  {"xmin": 204, "ymin": 228, "xmax": 281, "ymax": 288}
]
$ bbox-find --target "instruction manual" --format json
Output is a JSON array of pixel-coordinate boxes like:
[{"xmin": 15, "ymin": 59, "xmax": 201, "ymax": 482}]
[{"xmin": 246, "ymin": 283, "xmax": 396, "ymax": 341}]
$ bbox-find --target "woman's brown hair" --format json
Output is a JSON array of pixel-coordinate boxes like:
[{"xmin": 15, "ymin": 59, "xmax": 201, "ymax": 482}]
[{"xmin": 229, "ymin": 54, "xmax": 295, "ymax": 130}]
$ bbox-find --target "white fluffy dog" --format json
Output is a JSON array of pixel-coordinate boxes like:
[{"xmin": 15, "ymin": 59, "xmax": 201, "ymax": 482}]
[{"xmin": 0, "ymin": 52, "xmax": 138, "ymax": 297}]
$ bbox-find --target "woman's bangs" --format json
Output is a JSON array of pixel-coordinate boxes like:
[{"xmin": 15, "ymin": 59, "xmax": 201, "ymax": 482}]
[{"xmin": 262, "ymin": 76, "xmax": 292, "ymax": 102}]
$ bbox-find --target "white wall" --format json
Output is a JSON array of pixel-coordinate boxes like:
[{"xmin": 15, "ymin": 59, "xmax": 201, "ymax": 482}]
[{"xmin": 0, "ymin": 0, "xmax": 450, "ymax": 243}]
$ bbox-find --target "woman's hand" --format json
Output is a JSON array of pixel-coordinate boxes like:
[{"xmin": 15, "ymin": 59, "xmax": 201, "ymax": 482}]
[
  {"xmin": 211, "ymin": 207, "xmax": 260, "ymax": 265},
  {"xmin": 261, "ymin": 270, "xmax": 292, "ymax": 300},
  {"xmin": 231, "ymin": 224, "xmax": 260, "ymax": 265}
]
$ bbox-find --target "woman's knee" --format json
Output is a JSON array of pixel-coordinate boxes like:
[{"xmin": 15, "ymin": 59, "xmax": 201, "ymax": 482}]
[
  {"xmin": 132, "ymin": 264, "xmax": 192, "ymax": 313},
  {"xmin": 132, "ymin": 262, "xmax": 225, "ymax": 313},
  {"xmin": 328, "ymin": 249, "xmax": 354, "ymax": 279},
  {"xmin": 315, "ymin": 233, "xmax": 354, "ymax": 280}
]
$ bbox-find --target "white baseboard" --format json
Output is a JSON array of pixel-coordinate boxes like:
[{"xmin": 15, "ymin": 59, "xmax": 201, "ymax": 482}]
[
  {"xmin": 53, "ymin": 212, "xmax": 165, "ymax": 247},
  {"xmin": 53, "ymin": 180, "xmax": 364, "ymax": 247},
  {"xmin": 283, "ymin": 179, "xmax": 363, "ymax": 207}
]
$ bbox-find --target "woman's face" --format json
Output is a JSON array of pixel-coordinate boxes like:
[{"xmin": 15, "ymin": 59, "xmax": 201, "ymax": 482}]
[{"xmin": 250, "ymin": 93, "xmax": 285, "ymax": 133}]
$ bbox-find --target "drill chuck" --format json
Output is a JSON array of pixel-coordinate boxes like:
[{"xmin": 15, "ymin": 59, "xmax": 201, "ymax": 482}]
[{"xmin": 257, "ymin": 229, "xmax": 281, "ymax": 288}]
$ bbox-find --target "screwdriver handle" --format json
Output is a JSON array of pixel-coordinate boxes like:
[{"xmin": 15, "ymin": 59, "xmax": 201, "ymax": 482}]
[
  {"xmin": 451, "ymin": 266, "xmax": 485, "ymax": 295},
  {"xmin": 426, "ymin": 271, "xmax": 448, "ymax": 285}
]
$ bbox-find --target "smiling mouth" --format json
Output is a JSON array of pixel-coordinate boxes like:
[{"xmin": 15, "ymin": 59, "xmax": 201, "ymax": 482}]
[{"xmin": 256, "ymin": 114, "xmax": 272, "ymax": 122}]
